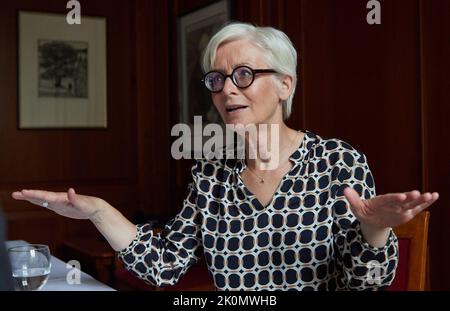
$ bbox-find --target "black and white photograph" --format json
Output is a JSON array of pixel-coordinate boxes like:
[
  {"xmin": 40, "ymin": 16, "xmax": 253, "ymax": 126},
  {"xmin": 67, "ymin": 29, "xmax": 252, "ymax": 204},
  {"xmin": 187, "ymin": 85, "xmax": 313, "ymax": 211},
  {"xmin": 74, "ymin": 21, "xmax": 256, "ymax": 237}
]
[
  {"xmin": 18, "ymin": 11, "xmax": 106, "ymax": 128},
  {"xmin": 38, "ymin": 39, "xmax": 88, "ymax": 98}
]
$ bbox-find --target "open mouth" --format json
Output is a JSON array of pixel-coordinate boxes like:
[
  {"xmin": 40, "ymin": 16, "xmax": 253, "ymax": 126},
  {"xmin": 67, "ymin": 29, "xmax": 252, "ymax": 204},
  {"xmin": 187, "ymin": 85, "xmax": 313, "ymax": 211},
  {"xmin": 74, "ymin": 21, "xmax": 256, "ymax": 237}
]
[{"xmin": 225, "ymin": 105, "xmax": 248, "ymax": 113}]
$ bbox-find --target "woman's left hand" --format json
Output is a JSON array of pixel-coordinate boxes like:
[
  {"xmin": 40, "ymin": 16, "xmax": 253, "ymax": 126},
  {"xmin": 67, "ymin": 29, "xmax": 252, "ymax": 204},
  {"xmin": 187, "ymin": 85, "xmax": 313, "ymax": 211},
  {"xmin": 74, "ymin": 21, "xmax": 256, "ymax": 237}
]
[{"xmin": 344, "ymin": 188, "xmax": 439, "ymax": 229}]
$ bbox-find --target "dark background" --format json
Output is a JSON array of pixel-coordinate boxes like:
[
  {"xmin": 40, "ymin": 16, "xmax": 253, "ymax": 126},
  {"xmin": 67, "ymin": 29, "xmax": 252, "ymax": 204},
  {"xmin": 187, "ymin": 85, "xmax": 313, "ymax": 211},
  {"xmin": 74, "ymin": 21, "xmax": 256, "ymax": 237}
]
[{"xmin": 0, "ymin": 0, "xmax": 448, "ymax": 290}]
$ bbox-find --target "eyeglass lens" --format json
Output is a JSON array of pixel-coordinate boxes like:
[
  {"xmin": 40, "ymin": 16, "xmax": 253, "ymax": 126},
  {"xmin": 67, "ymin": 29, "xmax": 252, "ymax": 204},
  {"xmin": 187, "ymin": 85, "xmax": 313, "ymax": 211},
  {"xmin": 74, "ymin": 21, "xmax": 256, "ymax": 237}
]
[{"xmin": 204, "ymin": 66, "xmax": 254, "ymax": 92}]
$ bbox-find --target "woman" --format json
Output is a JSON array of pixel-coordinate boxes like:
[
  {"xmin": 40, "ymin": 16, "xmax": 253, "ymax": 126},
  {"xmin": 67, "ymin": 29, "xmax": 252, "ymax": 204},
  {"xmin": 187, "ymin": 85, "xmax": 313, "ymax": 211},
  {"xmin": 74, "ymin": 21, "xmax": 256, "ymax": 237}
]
[{"xmin": 12, "ymin": 22, "xmax": 439, "ymax": 290}]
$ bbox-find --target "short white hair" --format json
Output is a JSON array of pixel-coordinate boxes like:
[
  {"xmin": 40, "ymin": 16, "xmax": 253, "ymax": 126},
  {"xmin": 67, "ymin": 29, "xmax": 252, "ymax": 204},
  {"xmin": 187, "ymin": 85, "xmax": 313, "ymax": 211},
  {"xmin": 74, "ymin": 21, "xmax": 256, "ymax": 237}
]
[{"xmin": 202, "ymin": 22, "xmax": 298, "ymax": 120}]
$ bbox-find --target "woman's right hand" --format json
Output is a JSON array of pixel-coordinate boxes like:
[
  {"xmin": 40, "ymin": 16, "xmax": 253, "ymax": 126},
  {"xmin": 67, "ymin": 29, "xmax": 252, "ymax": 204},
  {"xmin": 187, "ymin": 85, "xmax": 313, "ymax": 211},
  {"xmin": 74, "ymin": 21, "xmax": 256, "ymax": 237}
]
[
  {"xmin": 12, "ymin": 188, "xmax": 137, "ymax": 251},
  {"xmin": 11, "ymin": 188, "xmax": 105, "ymax": 220}
]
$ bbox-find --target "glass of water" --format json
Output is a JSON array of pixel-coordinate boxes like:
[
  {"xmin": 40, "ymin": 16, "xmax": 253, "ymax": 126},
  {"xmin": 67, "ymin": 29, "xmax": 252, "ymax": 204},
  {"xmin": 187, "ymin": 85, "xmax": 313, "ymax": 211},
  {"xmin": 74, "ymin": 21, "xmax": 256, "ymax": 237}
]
[{"xmin": 8, "ymin": 244, "xmax": 51, "ymax": 291}]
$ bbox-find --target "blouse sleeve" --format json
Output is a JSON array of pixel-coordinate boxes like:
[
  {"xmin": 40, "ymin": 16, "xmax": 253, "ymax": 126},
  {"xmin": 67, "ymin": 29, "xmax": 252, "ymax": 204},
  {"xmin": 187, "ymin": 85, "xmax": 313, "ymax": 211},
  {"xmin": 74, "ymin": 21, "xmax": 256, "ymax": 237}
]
[
  {"xmin": 117, "ymin": 161, "xmax": 203, "ymax": 287},
  {"xmin": 330, "ymin": 150, "xmax": 399, "ymax": 290}
]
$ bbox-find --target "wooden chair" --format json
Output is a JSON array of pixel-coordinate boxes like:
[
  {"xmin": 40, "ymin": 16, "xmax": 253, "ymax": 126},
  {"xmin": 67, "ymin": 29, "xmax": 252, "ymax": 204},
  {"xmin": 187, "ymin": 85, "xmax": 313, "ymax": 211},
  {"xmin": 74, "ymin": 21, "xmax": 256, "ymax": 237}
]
[{"xmin": 389, "ymin": 211, "xmax": 430, "ymax": 291}]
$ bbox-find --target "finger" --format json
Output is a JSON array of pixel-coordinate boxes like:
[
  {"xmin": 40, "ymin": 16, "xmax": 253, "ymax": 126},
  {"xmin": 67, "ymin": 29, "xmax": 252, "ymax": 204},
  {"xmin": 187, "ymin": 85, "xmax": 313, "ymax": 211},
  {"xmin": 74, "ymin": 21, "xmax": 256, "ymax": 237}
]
[
  {"xmin": 402, "ymin": 190, "xmax": 421, "ymax": 206},
  {"xmin": 402, "ymin": 192, "xmax": 434, "ymax": 211},
  {"xmin": 432, "ymin": 192, "xmax": 440, "ymax": 201},
  {"xmin": 408, "ymin": 198, "xmax": 436, "ymax": 216},
  {"xmin": 19, "ymin": 189, "xmax": 67, "ymax": 209},
  {"xmin": 369, "ymin": 192, "xmax": 407, "ymax": 207},
  {"xmin": 67, "ymin": 188, "xmax": 78, "ymax": 203},
  {"xmin": 11, "ymin": 191, "xmax": 27, "ymax": 200},
  {"xmin": 20, "ymin": 189, "xmax": 61, "ymax": 203},
  {"xmin": 67, "ymin": 188, "xmax": 86, "ymax": 207},
  {"xmin": 344, "ymin": 187, "xmax": 366, "ymax": 218},
  {"xmin": 407, "ymin": 193, "xmax": 439, "ymax": 216},
  {"xmin": 344, "ymin": 187, "xmax": 363, "ymax": 207},
  {"xmin": 11, "ymin": 190, "xmax": 49, "ymax": 207},
  {"xmin": 411, "ymin": 192, "xmax": 439, "ymax": 215}
]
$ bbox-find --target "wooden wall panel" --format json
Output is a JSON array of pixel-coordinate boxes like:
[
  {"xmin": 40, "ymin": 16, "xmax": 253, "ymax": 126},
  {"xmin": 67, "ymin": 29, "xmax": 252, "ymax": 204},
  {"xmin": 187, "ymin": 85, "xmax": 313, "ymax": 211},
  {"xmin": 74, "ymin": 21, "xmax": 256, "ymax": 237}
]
[
  {"xmin": 0, "ymin": 0, "xmax": 137, "ymax": 185},
  {"xmin": 0, "ymin": 0, "xmax": 142, "ymax": 256},
  {"xmin": 5, "ymin": 210, "xmax": 64, "ymax": 252},
  {"xmin": 235, "ymin": 0, "xmax": 305, "ymax": 129},
  {"xmin": 420, "ymin": 0, "xmax": 450, "ymax": 291},
  {"xmin": 134, "ymin": 0, "xmax": 171, "ymax": 219},
  {"xmin": 299, "ymin": 0, "xmax": 422, "ymax": 195},
  {"xmin": 234, "ymin": 0, "xmax": 283, "ymax": 25}
]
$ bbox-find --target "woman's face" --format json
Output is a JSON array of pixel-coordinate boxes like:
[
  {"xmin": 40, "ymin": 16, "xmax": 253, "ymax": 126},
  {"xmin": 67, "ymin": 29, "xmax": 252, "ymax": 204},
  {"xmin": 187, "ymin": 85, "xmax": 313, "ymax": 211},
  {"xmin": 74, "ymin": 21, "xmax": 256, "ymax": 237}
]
[{"xmin": 211, "ymin": 39, "xmax": 289, "ymax": 126}]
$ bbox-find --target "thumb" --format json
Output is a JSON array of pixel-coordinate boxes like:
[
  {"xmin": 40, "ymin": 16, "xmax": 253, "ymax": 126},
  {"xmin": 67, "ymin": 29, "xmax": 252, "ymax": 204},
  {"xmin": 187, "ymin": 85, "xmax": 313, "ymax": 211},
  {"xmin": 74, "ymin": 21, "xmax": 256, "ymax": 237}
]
[
  {"xmin": 343, "ymin": 187, "xmax": 365, "ymax": 218},
  {"xmin": 67, "ymin": 188, "xmax": 81, "ymax": 205}
]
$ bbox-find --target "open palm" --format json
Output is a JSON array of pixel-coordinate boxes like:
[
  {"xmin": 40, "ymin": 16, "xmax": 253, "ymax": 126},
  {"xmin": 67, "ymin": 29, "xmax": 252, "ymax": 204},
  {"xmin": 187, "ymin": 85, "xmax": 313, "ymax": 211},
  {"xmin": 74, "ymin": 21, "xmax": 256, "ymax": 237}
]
[
  {"xmin": 344, "ymin": 188, "xmax": 439, "ymax": 229},
  {"xmin": 11, "ymin": 188, "xmax": 102, "ymax": 220}
]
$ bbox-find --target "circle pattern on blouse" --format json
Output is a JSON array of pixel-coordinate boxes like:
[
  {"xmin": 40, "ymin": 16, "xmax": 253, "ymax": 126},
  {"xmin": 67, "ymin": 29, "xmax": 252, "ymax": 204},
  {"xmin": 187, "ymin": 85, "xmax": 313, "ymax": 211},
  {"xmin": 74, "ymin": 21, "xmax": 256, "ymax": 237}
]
[{"xmin": 119, "ymin": 131, "xmax": 398, "ymax": 291}]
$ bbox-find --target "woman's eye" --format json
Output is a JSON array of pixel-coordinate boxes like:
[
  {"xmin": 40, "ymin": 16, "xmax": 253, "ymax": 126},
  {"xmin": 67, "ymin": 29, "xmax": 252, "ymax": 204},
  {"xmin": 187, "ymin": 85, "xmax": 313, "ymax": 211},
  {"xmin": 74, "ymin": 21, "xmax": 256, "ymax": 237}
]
[
  {"xmin": 238, "ymin": 70, "xmax": 252, "ymax": 78},
  {"xmin": 208, "ymin": 74, "xmax": 222, "ymax": 85}
]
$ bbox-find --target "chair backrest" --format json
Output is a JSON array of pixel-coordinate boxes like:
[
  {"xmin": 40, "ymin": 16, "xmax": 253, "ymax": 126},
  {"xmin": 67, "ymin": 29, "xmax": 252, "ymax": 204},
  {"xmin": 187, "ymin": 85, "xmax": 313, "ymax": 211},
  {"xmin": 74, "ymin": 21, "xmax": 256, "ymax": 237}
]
[{"xmin": 389, "ymin": 211, "xmax": 430, "ymax": 291}]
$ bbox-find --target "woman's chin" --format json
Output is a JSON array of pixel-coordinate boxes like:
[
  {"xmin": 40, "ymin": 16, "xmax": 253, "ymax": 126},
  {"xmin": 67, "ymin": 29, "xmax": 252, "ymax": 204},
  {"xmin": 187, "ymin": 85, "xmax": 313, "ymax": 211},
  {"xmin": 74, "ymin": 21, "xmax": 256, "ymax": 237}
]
[
  {"xmin": 224, "ymin": 118, "xmax": 254, "ymax": 127},
  {"xmin": 220, "ymin": 107, "xmax": 251, "ymax": 124}
]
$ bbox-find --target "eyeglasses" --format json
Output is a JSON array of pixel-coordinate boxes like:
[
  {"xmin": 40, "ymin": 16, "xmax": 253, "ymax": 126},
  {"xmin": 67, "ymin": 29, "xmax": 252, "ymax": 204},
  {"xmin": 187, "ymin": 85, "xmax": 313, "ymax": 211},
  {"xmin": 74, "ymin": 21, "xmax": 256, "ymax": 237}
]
[{"xmin": 202, "ymin": 65, "xmax": 277, "ymax": 93}]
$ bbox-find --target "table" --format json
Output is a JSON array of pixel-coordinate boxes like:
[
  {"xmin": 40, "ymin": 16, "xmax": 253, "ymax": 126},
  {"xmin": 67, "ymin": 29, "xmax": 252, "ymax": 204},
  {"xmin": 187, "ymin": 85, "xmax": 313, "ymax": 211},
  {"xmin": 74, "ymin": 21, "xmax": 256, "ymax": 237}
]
[{"xmin": 6, "ymin": 240, "xmax": 114, "ymax": 291}]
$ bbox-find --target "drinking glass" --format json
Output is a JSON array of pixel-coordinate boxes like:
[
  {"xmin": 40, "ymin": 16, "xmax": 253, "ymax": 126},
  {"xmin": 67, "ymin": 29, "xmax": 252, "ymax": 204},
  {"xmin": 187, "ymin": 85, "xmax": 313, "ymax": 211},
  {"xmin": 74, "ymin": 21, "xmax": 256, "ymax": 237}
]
[{"xmin": 8, "ymin": 244, "xmax": 52, "ymax": 291}]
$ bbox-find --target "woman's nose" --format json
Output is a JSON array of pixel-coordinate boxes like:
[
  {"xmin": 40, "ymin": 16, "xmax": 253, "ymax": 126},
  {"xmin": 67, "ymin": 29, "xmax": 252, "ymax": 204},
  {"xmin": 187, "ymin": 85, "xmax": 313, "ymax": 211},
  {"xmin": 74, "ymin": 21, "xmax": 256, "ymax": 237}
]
[{"xmin": 222, "ymin": 76, "xmax": 238, "ymax": 95}]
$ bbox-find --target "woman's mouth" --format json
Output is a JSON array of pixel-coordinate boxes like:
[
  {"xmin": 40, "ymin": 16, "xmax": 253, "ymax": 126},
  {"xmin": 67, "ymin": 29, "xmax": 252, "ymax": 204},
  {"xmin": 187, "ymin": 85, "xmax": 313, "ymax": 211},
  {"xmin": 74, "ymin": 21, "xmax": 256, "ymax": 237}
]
[{"xmin": 225, "ymin": 105, "xmax": 248, "ymax": 115}]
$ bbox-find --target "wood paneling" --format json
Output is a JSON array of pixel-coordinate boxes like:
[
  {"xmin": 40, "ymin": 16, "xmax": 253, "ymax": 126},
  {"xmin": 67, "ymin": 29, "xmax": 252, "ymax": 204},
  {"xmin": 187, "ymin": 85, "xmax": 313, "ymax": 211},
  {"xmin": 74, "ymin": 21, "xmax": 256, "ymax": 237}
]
[
  {"xmin": 420, "ymin": 0, "xmax": 450, "ymax": 291},
  {"xmin": 134, "ymin": 0, "xmax": 171, "ymax": 219},
  {"xmin": 299, "ymin": 0, "xmax": 422, "ymax": 195},
  {"xmin": 0, "ymin": 0, "xmax": 145, "ymax": 256},
  {"xmin": 0, "ymin": 0, "xmax": 137, "ymax": 186}
]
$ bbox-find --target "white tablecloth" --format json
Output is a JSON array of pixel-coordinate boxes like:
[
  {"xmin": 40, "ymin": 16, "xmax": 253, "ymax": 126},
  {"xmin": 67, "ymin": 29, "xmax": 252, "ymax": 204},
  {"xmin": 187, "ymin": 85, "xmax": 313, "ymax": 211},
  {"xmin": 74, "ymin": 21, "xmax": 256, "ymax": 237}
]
[{"xmin": 6, "ymin": 240, "xmax": 114, "ymax": 291}]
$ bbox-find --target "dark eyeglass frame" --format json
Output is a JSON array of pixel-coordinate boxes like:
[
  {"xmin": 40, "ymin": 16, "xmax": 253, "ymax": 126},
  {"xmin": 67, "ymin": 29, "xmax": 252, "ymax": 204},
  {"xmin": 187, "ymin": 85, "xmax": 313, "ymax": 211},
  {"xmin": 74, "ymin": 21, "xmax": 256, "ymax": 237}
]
[{"xmin": 202, "ymin": 65, "xmax": 278, "ymax": 93}]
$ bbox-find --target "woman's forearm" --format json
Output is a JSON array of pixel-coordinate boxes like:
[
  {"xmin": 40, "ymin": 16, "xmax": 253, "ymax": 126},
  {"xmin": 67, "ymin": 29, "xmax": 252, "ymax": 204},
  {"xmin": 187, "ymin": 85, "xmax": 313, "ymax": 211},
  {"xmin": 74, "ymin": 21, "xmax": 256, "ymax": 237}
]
[
  {"xmin": 89, "ymin": 200, "xmax": 137, "ymax": 251},
  {"xmin": 360, "ymin": 222, "xmax": 391, "ymax": 248}
]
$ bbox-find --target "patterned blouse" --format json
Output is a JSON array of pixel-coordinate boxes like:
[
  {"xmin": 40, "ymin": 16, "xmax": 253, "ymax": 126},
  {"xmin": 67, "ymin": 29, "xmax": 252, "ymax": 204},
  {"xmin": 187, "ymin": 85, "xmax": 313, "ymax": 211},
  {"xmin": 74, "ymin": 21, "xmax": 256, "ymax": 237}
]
[{"xmin": 118, "ymin": 130, "xmax": 399, "ymax": 290}]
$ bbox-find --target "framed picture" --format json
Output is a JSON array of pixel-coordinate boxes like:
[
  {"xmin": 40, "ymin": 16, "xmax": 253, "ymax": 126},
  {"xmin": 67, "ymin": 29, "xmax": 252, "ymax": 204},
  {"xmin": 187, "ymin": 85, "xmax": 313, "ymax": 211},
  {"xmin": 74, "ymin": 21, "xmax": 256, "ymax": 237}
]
[
  {"xmin": 18, "ymin": 11, "xmax": 107, "ymax": 129},
  {"xmin": 177, "ymin": 0, "xmax": 230, "ymax": 126}
]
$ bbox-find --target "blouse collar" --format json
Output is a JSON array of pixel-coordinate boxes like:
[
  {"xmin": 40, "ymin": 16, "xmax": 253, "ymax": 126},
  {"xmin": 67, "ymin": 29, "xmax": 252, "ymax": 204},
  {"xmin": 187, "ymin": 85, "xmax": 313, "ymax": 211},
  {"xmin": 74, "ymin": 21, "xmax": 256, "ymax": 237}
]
[{"xmin": 233, "ymin": 130, "xmax": 318, "ymax": 174}]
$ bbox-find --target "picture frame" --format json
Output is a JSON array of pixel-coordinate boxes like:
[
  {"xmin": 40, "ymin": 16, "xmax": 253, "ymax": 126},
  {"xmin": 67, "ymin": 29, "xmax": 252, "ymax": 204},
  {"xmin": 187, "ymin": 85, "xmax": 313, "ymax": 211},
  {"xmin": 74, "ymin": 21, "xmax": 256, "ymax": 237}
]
[
  {"xmin": 18, "ymin": 11, "xmax": 107, "ymax": 129},
  {"xmin": 177, "ymin": 0, "xmax": 230, "ymax": 126}
]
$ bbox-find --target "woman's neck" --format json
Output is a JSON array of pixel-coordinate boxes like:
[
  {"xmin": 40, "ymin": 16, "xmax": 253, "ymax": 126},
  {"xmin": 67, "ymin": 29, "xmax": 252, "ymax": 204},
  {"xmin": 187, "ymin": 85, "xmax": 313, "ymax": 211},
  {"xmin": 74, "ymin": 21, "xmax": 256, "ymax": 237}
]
[{"xmin": 244, "ymin": 123, "xmax": 299, "ymax": 171}]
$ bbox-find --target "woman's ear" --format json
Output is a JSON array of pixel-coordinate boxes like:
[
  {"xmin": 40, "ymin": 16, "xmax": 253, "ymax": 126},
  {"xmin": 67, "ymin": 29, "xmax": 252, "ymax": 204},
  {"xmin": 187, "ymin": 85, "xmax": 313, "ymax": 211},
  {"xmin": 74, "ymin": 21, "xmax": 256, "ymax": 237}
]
[{"xmin": 278, "ymin": 75, "xmax": 294, "ymax": 101}]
